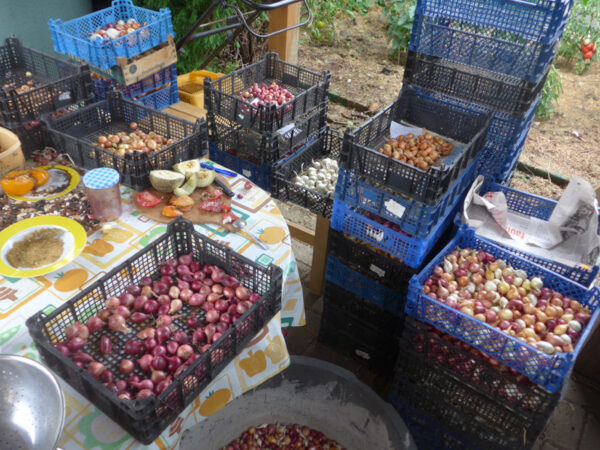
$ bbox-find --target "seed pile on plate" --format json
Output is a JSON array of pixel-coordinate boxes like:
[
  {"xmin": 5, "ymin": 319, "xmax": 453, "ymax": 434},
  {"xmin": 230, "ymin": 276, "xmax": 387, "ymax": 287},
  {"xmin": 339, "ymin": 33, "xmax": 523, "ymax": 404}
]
[{"xmin": 222, "ymin": 423, "xmax": 345, "ymax": 449}]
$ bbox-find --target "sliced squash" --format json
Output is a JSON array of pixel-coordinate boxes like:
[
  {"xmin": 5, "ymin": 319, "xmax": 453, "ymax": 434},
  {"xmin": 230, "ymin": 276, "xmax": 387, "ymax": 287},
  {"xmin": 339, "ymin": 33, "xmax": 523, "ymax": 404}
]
[
  {"xmin": 149, "ymin": 170, "xmax": 184, "ymax": 193},
  {"xmin": 196, "ymin": 169, "xmax": 216, "ymax": 188},
  {"xmin": 173, "ymin": 175, "xmax": 196, "ymax": 197},
  {"xmin": 173, "ymin": 159, "xmax": 201, "ymax": 178}
]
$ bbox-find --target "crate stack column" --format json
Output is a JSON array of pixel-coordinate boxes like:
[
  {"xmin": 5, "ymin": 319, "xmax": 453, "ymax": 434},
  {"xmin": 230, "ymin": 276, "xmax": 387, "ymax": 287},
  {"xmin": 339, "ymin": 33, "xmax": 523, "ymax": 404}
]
[
  {"xmin": 204, "ymin": 52, "xmax": 330, "ymax": 192},
  {"xmin": 0, "ymin": 36, "xmax": 94, "ymax": 158},
  {"xmin": 405, "ymin": 0, "xmax": 572, "ymax": 183},
  {"xmin": 49, "ymin": 0, "xmax": 179, "ymax": 111}
]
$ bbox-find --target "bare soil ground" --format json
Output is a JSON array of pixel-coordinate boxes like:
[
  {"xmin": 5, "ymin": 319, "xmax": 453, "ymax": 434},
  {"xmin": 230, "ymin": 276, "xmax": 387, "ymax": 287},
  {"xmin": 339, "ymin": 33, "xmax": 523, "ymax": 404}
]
[{"xmin": 297, "ymin": 5, "xmax": 600, "ymax": 200}]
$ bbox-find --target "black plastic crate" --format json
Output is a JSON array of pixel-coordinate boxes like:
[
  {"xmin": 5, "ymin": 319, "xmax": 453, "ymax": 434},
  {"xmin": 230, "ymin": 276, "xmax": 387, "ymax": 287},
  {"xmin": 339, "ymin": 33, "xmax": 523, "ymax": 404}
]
[
  {"xmin": 328, "ymin": 229, "xmax": 418, "ymax": 294},
  {"xmin": 204, "ymin": 51, "xmax": 330, "ymax": 133},
  {"xmin": 26, "ymin": 218, "xmax": 282, "ymax": 444},
  {"xmin": 388, "ymin": 395, "xmax": 477, "ymax": 450},
  {"xmin": 207, "ymin": 101, "xmax": 327, "ymax": 166},
  {"xmin": 341, "ymin": 86, "xmax": 491, "ymax": 205},
  {"xmin": 43, "ymin": 91, "xmax": 207, "ymax": 191},
  {"xmin": 404, "ymin": 51, "xmax": 549, "ymax": 116},
  {"xmin": 322, "ymin": 281, "xmax": 403, "ymax": 337},
  {"xmin": 0, "ymin": 36, "xmax": 94, "ymax": 128},
  {"xmin": 400, "ymin": 317, "xmax": 560, "ymax": 418},
  {"xmin": 271, "ymin": 127, "xmax": 340, "ymax": 218}
]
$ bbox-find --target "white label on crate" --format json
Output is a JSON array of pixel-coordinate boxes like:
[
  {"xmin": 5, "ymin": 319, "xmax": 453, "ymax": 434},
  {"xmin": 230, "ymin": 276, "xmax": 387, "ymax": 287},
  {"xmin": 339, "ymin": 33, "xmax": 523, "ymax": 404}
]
[
  {"xmin": 355, "ymin": 349, "xmax": 371, "ymax": 360},
  {"xmin": 58, "ymin": 92, "xmax": 72, "ymax": 102},
  {"xmin": 242, "ymin": 169, "xmax": 252, "ymax": 178},
  {"xmin": 369, "ymin": 264, "xmax": 386, "ymax": 278},
  {"xmin": 365, "ymin": 227, "xmax": 384, "ymax": 242},
  {"xmin": 384, "ymin": 199, "xmax": 406, "ymax": 219},
  {"xmin": 276, "ymin": 123, "xmax": 301, "ymax": 140}
]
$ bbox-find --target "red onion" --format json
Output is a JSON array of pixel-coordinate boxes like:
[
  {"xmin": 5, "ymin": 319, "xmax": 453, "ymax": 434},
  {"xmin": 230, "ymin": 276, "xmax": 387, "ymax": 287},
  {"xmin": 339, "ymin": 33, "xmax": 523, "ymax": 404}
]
[
  {"xmin": 160, "ymin": 265, "xmax": 175, "ymax": 276},
  {"xmin": 137, "ymin": 354, "xmax": 154, "ymax": 372},
  {"xmin": 151, "ymin": 356, "xmax": 167, "ymax": 371},
  {"xmin": 119, "ymin": 293, "xmax": 135, "ymax": 307},
  {"xmin": 190, "ymin": 261, "xmax": 202, "ymax": 272},
  {"xmin": 202, "ymin": 278, "xmax": 214, "ymax": 287},
  {"xmin": 216, "ymin": 322, "xmax": 228, "ymax": 333},
  {"xmin": 157, "ymin": 304, "xmax": 170, "ymax": 316},
  {"xmin": 177, "ymin": 265, "xmax": 191, "ymax": 277},
  {"xmin": 204, "ymin": 324, "xmax": 216, "ymax": 342},
  {"xmin": 156, "ymin": 314, "xmax": 174, "ymax": 328},
  {"xmin": 100, "ymin": 369, "xmax": 114, "ymax": 384},
  {"xmin": 156, "ymin": 325, "xmax": 172, "ymax": 344},
  {"xmin": 153, "ymin": 281, "xmax": 169, "ymax": 296},
  {"xmin": 157, "ymin": 294, "xmax": 170, "ymax": 305},
  {"xmin": 66, "ymin": 337, "xmax": 86, "ymax": 351},
  {"xmin": 151, "ymin": 344, "xmax": 167, "ymax": 357},
  {"xmin": 87, "ymin": 362, "xmax": 105, "ymax": 379},
  {"xmin": 105, "ymin": 296, "xmax": 120, "ymax": 310},
  {"xmin": 172, "ymin": 330, "xmax": 188, "ymax": 345},
  {"xmin": 167, "ymin": 356, "xmax": 183, "ymax": 373},
  {"xmin": 182, "ymin": 274, "xmax": 194, "ymax": 283},
  {"xmin": 169, "ymin": 286, "xmax": 180, "ymax": 299},
  {"xmin": 151, "ymin": 369, "xmax": 167, "ymax": 385},
  {"xmin": 192, "ymin": 328, "xmax": 206, "ymax": 345},
  {"xmin": 215, "ymin": 300, "xmax": 229, "ymax": 312},
  {"xmin": 231, "ymin": 314, "xmax": 241, "ymax": 323},
  {"xmin": 136, "ymin": 389, "xmax": 154, "ymax": 399},
  {"xmin": 160, "ymin": 275, "xmax": 173, "ymax": 286},
  {"xmin": 108, "ymin": 314, "xmax": 129, "ymax": 333},
  {"xmin": 144, "ymin": 299, "xmax": 159, "ymax": 314},
  {"xmin": 71, "ymin": 351, "xmax": 94, "ymax": 363},
  {"xmin": 248, "ymin": 293, "xmax": 260, "ymax": 303},
  {"xmin": 179, "ymin": 289, "xmax": 193, "ymax": 303},
  {"xmin": 155, "ymin": 378, "xmax": 172, "ymax": 395},
  {"xmin": 133, "ymin": 295, "xmax": 149, "ymax": 311},
  {"xmin": 189, "ymin": 294, "xmax": 205, "ymax": 306},
  {"xmin": 98, "ymin": 308, "xmax": 111, "ymax": 321},
  {"xmin": 86, "ymin": 316, "xmax": 104, "ymax": 333},
  {"xmin": 191, "ymin": 281, "xmax": 203, "ymax": 291},
  {"xmin": 223, "ymin": 287, "xmax": 235, "ymax": 299},
  {"xmin": 99, "ymin": 335, "xmax": 112, "ymax": 355},
  {"xmin": 206, "ymin": 310, "xmax": 219, "ymax": 323},
  {"xmin": 212, "ymin": 284, "xmax": 223, "ymax": 295},
  {"xmin": 114, "ymin": 305, "xmax": 131, "ymax": 318},
  {"xmin": 144, "ymin": 337, "xmax": 157, "ymax": 352},
  {"xmin": 187, "ymin": 315, "xmax": 198, "ymax": 328},
  {"xmin": 124, "ymin": 339, "xmax": 142, "ymax": 355},
  {"xmin": 137, "ymin": 327, "xmax": 155, "ymax": 340},
  {"xmin": 115, "ymin": 380, "xmax": 128, "ymax": 393},
  {"xmin": 193, "ymin": 271, "xmax": 205, "ymax": 281},
  {"xmin": 177, "ymin": 344, "xmax": 194, "ymax": 360},
  {"xmin": 202, "ymin": 302, "xmax": 215, "ymax": 312},
  {"xmin": 176, "ymin": 278, "xmax": 190, "ymax": 291},
  {"xmin": 219, "ymin": 313, "xmax": 231, "ymax": 324},
  {"xmin": 235, "ymin": 286, "xmax": 250, "ymax": 301},
  {"xmin": 55, "ymin": 343, "xmax": 70, "ymax": 357},
  {"xmin": 120, "ymin": 359, "xmax": 135, "ymax": 374},
  {"xmin": 223, "ymin": 276, "xmax": 240, "ymax": 288},
  {"xmin": 166, "ymin": 340, "xmax": 179, "ymax": 355},
  {"xmin": 126, "ymin": 285, "xmax": 141, "ymax": 296},
  {"xmin": 178, "ymin": 254, "xmax": 193, "ymax": 266},
  {"xmin": 140, "ymin": 276, "xmax": 153, "ymax": 286},
  {"xmin": 199, "ymin": 285, "xmax": 211, "ymax": 296},
  {"xmin": 212, "ymin": 332, "xmax": 222, "ymax": 343},
  {"xmin": 129, "ymin": 312, "xmax": 148, "ymax": 324},
  {"xmin": 207, "ymin": 293, "xmax": 222, "ymax": 303}
]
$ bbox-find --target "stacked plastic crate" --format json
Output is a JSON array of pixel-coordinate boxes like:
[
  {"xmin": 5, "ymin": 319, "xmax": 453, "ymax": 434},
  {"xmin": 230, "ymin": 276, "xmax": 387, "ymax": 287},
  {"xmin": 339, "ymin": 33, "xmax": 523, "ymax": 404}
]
[
  {"xmin": 48, "ymin": 0, "xmax": 179, "ymax": 110},
  {"xmin": 405, "ymin": 0, "xmax": 572, "ymax": 183},
  {"xmin": 0, "ymin": 36, "xmax": 94, "ymax": 158},
  {"xmin": 318, "ymin": 85, "xmax": 491, "ymax": 373},
  {"xmin": 204, "ymin": 52, "xmax": 330, "ymax": 191}
]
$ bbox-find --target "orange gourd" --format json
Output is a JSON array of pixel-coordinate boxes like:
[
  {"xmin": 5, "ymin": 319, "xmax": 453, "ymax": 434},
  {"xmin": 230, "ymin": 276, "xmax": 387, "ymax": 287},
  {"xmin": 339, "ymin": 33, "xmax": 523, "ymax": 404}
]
[{"xmin": 1, "ymin": 170, "xmax": 35, "ymax": 196}]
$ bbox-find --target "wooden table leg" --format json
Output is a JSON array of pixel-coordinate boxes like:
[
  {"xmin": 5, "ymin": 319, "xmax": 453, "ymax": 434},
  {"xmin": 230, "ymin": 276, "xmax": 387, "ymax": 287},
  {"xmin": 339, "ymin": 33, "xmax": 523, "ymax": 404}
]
[
  {"xmin": 267, "ymin": 3, "xmax": 301, "ymax": 64},
  {"xmin": 308, "ymin": 214, "xmax": 330, "ymax": 296}
]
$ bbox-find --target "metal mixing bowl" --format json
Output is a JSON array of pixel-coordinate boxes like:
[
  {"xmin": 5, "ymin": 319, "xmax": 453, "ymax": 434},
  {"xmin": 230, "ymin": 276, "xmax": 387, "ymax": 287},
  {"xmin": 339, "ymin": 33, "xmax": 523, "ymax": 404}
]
[{"xmin": 0, "ymin": 354, "xmax": 65, "ymax": 450}]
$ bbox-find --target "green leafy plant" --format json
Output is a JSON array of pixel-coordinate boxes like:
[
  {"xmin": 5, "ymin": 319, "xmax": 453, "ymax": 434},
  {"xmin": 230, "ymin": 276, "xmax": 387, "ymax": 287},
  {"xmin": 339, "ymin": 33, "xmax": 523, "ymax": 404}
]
[
  {"xmin": 306, "ymin": 0, "xmax": 373, "ymax": 42},
  {"xmin": 134, "ymin": 0, "xmax": 268, "ymax": 74},
  {"xmin": 557, "ymin": 0, "xmax": 600, "ymax": 74},
  {"xmin": 376, "ymin": 0, "xmax": 416, "ymax": 60},
  {"xmin": 536, "ymin": 65, "xmax": 563, "ymax": 121}
]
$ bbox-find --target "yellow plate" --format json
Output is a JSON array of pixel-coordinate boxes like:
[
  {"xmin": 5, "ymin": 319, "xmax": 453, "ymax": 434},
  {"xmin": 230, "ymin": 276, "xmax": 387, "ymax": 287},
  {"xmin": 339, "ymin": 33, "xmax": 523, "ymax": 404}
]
[
  {"xmin": 6, "ymin": 165, "xmax": 80, "ymax": 202},
  {"xmin": 0, "ymin": 216, "xmax": 87, "ymax": 278}
]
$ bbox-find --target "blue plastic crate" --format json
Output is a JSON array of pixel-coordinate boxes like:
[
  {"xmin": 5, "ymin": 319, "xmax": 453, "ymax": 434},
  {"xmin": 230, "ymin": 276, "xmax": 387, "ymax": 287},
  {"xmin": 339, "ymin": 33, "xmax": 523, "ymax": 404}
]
[
  {"xmin": 208, "ymin": 142, "xmax": 272, "ymax": 191},
  {"xmin": 406, "ymin": 227, "xmax": 600, "ymax": 392},
  {"xmin": 93, "ymin": 66, "xmax": 177, "ymax": 101},
  {"xmin": 330, "ymin": 191, "xmax": 460, "ymax": 269},
  {"xmin": 134, "ymin": 81, "xmax": 178, "ymax": 110},
  {"xmin": 335, "ymin": 151, "xmax": 478, "ymax": 238},
  {"xmin": 416, "ymin": 0, "xmax": 571, "ymax": 44},
  {"xmin": 478, "ymin": 117, "xmax": 530, "ymax": 180},
  {"xmin": 49, "ymin": 0, "xmax": 174, "ymax": 70},
  {"xmin": 460, "ymin": 180, "xmax": 600, "ymax": 287},
  {"xmin": 325, "ymin": 255, "xmax": 406, "ymax": 315},
  {"xmin": 409, "ymin": 12, "xmax": 560, "ymax": 83}
]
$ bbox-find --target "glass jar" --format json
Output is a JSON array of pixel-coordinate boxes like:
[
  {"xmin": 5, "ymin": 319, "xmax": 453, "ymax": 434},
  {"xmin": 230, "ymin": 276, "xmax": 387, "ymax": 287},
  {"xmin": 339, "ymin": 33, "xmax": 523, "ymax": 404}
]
[{"xmin": 82, "ymin": 168, "xmax": 122, "ymax": 222}]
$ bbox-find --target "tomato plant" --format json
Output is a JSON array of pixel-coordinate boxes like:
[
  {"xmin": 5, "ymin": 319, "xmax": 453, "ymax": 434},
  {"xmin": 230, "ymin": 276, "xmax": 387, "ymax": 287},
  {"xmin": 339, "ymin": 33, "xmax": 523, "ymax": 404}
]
[
  {"xmin": 557, "ymin": 0, "xmax": 600, "ymax": 74},
  {"xmin": 536, "ymin": 64, "xmax": 563, "ymax": 121},
  {"xmin": 376, "ymin": 0, "xmax": 416, "ymax": 61},
  {"xmin": 305, "ymin": 0, "xmax": 374, "ymax": 42}
]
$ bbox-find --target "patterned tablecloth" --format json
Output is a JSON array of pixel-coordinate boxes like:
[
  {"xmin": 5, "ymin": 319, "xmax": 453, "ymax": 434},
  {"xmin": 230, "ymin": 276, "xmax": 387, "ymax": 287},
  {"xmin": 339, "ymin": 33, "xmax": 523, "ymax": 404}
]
[{"xmin": 0, "ymin": 163, "xmax": 305, "ymax": 449}]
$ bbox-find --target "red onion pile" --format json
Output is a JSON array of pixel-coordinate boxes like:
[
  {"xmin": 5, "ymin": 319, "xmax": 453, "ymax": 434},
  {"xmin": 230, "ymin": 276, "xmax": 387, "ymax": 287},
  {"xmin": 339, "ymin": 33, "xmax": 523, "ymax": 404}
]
[
  {"xmin": 54, "ymin": 254, "xmax": 261, "ymax": 401},
  {"xmin": 239, "ymin": 82, "xmax": 294, "ymax": 107},
  {"xmin": 222, "ymin": 423, "xmax": 344, "ymax": 450},
  {"xmin": 423, "ymin": 247, "xmax": 593, "ymax": 356}
]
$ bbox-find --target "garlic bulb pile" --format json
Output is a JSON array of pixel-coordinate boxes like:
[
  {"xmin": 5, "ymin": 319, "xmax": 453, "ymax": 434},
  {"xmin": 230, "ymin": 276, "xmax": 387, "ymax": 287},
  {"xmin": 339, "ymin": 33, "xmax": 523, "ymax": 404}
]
[{"xmin": 292, "ymin": 158, "xmax": 338, "ymax": 196}]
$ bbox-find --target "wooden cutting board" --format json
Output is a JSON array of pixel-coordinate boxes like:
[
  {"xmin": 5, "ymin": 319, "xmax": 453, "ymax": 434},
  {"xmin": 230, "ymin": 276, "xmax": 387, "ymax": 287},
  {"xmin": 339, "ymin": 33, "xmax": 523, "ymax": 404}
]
[{"xmin": 133, "ymin": 176, "xmax": 235, "ymax": 231}]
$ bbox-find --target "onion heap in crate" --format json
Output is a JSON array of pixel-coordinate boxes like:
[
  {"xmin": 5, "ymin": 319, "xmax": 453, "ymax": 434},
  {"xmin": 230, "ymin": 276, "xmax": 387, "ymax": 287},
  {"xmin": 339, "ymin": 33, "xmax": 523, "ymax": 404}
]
[
  {"xmin": 424, "ymin": 247, "xmax": 593, "ymax": 355},
  {"xmin": 292, "ymin": 158, "xmax": 338, "ymax": 196},
  {"xmin": 239, "ymin": 82, "xmax": 294, "ymax": 107},
  {"xmin": 90, "ymin": 19, "xmax": 146, "ymax": 41},
  {"xmin": 53, "ymin": 255, "xmax": 262, "ymax": 400}
]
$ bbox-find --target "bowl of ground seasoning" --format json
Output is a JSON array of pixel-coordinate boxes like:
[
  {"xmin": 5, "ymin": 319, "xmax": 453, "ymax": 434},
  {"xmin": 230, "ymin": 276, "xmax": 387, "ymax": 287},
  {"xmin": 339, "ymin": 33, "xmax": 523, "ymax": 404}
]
[{"xmin": 0, "ymin": 216, "xmax": 87, "ymax": 278}]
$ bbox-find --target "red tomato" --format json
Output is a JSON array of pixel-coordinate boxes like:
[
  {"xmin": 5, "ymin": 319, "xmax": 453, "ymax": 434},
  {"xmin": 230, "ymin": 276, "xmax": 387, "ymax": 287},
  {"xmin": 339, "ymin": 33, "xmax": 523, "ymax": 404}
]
[
  {"xmin": 199, "ymin": 199, "xmax": 224, "ymax": 213},
  {"xmin": 136, "ymin": 190, "xmax": 162, "ymax": 208},
  {"xmin": 583, "ymin": 50, "xmax": 594, "ymax": 60}
]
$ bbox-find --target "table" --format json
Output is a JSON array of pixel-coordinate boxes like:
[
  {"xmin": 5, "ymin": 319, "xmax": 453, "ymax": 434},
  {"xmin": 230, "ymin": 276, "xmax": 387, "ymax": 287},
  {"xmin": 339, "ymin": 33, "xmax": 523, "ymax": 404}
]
[{"xmin": 0, "ymin": 165, "xmax": 305, "ymax": 449}]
